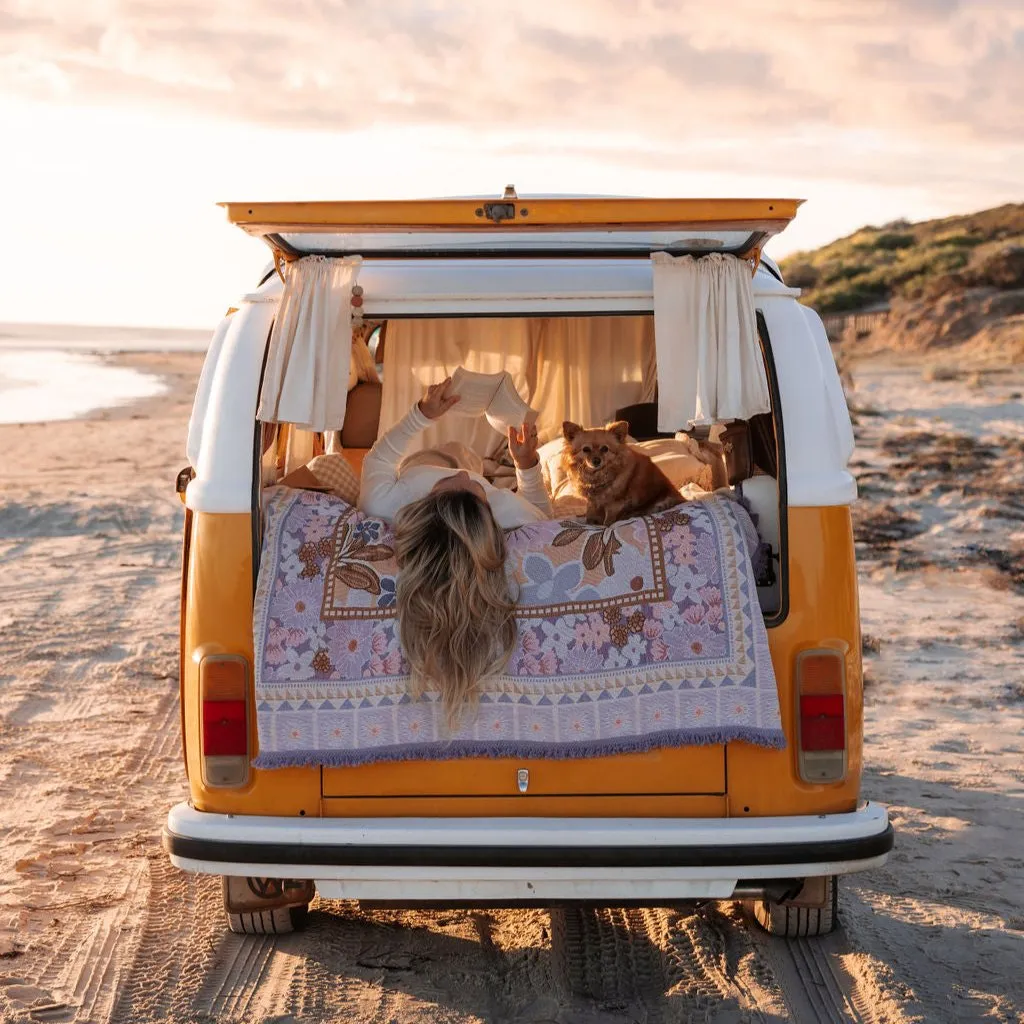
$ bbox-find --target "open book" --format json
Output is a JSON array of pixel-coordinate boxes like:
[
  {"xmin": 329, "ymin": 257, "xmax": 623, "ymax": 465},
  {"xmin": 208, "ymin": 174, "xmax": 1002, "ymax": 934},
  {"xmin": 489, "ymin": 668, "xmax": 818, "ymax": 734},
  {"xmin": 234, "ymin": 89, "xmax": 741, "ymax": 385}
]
[{"xmin": 448, "ymin": 368, "xmax": 538, "ymax": 433}]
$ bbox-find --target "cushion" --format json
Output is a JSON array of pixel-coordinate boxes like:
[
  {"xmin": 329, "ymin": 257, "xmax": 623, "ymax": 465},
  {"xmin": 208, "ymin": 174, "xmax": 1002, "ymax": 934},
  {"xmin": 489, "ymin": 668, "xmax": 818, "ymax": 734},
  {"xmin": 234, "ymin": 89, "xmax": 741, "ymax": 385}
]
[
  {"xmin": 632, "ymin": 438, "xmax": 715, "ymax": 492},
  {"xmin": 537, "ymin": 437, "xmax": 583, "ymax": 513},
  {"xmin": 340, "ymin": 381, "xmax": 382, "ymax": 449},
  {"xmin": 306, "ymin": 453, "xmax": 360, "ymax": 505}
]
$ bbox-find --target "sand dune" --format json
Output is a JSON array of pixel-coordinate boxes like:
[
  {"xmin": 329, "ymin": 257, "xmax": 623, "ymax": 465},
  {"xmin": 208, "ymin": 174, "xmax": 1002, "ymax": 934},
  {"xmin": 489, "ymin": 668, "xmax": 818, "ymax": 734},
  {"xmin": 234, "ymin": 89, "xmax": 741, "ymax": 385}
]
[{"xmin": 0, "ymin": 351, "xmax": 1021, "ymax": 1022}]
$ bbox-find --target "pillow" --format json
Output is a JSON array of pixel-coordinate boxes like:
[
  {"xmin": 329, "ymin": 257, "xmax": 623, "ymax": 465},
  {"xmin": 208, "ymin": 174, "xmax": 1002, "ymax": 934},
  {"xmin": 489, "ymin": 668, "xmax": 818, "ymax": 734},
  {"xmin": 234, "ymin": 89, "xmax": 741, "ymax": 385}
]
[
  {"xmin": 537, "ymin": 437, "xmax": 577, "ymax": 509},
  {"xmin": 306, "ymin": 453, "xmax": 361, "ymax": 505},
  {"xmin": 631, "ymin": 438, "xmax": 714, "ymax": 492}
]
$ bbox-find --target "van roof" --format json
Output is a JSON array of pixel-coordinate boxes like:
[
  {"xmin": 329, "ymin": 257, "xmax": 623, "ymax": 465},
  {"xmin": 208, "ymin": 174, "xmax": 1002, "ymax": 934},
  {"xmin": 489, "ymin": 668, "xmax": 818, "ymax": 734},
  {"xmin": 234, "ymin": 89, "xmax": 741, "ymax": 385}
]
[{"xmin": 220, "ymin": 196, "xmax": 801, "ymax": 261}]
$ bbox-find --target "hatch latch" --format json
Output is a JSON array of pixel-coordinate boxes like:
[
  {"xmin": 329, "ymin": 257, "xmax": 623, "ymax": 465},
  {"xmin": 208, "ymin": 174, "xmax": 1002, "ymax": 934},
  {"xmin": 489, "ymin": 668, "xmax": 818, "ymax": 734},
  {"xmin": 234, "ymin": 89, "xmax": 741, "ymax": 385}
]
[{"xmin": 481, "ymin": 201, "xmax": 516, "ymax": 224}]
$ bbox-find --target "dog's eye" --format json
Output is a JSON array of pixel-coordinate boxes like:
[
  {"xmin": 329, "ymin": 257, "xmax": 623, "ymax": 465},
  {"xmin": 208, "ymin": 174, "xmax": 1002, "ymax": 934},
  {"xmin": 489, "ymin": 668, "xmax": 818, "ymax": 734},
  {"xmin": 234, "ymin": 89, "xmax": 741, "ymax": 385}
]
[
  {"xmin": 600, "ymin": 445, "xmax": 608, "ymax": 453},
  {"xmin": 582, "ymin": 446, "xmax": 591, "ymax": 454}
]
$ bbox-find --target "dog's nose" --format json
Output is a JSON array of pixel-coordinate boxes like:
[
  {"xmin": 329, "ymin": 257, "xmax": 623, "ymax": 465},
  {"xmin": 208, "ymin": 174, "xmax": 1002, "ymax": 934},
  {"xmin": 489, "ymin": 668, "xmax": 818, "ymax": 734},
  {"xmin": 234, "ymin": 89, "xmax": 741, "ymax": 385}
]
[{"xmin": 591, "ymin": 457, "xmax": 602, "ymax": 468}]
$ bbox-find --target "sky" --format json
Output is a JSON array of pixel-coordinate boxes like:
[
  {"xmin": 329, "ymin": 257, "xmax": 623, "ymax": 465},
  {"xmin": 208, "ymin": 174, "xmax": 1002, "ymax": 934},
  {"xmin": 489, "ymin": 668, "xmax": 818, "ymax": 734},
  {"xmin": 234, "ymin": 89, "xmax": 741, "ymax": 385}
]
[{"xmin": 1, "ymin": 0, "xmax": 1022, "ymax": 330}]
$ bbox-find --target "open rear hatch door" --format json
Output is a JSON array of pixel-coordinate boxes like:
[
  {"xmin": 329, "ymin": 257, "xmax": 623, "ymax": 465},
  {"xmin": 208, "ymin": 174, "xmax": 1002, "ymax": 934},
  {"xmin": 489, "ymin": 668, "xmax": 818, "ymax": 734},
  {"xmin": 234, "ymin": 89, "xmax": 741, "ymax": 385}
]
[{"xmin": 221, "ymin": 194, "xmax": 800, "ymax": 262}]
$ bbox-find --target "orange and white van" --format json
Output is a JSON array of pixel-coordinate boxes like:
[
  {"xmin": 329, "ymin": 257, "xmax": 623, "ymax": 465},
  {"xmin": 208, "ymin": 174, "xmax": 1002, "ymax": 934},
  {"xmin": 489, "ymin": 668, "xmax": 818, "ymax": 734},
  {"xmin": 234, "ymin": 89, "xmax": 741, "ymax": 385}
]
[{"xmin": 164, "ymin": 193, "xmax": 892, "ymax": 936}]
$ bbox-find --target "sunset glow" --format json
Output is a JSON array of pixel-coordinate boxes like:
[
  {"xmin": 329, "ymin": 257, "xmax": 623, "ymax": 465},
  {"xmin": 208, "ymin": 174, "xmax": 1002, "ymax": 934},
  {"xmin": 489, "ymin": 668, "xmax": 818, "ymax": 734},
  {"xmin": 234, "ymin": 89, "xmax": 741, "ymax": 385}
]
[{"xmin": 2, "ymin": 0, "xmax": 1021, "ymax": 328}]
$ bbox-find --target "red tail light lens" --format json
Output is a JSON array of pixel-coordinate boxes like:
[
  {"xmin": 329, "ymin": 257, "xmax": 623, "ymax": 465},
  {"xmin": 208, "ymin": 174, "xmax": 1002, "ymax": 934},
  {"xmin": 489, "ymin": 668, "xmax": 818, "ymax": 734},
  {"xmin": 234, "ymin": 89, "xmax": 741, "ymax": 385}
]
[
  {"xmin": 197, "ymin": 653, "xmax": 250, "ymax": 788},
  {"xmin": 799, "ymin": 694, "xmax": 845, "ymax": 751},
  {"xmin": 795, "ymin": 648, "xmax": 847, "ymax": 782},
  {"xmin": 202, "ymin": 699, "xmax": 247, "ymax": 756}
]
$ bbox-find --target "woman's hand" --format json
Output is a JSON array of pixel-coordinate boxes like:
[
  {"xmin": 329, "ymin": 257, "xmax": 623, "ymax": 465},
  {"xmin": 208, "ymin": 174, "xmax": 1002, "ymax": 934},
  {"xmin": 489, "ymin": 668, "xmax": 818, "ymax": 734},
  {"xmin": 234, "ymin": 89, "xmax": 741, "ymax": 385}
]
[
  {"xmin": 508, "ymin": 422, "xmax": 540, "ymax": 470},
  {"xmin": 418, "ymin": 378, "xmax": 461, "ymax": 420}
]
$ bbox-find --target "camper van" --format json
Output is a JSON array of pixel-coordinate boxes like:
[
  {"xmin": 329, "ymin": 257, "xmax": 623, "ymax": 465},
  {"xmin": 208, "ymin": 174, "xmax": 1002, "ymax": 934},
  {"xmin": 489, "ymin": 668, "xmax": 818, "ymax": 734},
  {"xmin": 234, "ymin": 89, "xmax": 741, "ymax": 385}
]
[{"xmin": 163, "ymin": 193, "xmax": 893, "ymax": 937}]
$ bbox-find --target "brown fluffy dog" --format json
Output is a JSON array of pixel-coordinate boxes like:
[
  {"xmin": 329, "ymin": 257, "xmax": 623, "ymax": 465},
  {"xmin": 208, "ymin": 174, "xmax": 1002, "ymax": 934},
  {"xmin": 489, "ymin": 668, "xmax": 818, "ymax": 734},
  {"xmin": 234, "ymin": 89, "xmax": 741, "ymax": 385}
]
[{"xmin": 561, "ymin": 421, "xmax": 681, "ymax": 525}]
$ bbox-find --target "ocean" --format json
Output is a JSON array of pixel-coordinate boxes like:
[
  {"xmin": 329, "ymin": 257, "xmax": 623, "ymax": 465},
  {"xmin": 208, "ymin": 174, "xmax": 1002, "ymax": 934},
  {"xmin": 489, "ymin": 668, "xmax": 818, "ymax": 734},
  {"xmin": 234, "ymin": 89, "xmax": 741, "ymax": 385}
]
[{"xmin": 0, "ymin": 321, "xmax": 210, "ymax": 424}]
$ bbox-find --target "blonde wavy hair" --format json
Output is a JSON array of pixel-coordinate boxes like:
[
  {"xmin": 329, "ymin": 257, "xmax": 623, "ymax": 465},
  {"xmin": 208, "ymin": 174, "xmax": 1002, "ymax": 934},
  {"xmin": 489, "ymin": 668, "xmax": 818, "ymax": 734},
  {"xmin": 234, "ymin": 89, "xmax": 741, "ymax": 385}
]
[{"xmin": 393, "ymin": 490, "xmax": 517, "ymax": 728}]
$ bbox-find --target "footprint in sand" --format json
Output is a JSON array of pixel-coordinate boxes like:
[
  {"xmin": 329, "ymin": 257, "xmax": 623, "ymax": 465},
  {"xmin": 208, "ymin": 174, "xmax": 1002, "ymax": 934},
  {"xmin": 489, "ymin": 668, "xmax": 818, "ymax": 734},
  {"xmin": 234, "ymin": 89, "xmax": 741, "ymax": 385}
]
[{"xmin": 1, "ymin": 981, "xmax": 56, "ymax": 1007}]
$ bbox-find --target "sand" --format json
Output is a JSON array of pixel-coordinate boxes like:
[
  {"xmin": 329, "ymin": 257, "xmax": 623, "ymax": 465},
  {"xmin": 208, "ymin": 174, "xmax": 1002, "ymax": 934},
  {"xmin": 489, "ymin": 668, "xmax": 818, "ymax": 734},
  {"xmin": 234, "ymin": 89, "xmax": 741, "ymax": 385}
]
[{"xmin": 0, "ymin": 350, "xmax": 1022, "ymax": 1023}]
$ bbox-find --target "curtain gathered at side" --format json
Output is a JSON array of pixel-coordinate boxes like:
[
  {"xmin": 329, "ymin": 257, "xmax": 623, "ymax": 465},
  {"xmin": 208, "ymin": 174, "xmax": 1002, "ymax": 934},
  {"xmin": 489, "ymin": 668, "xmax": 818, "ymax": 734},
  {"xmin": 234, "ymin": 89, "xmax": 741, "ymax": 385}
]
[
  {"xmin": 651, "ymin": 252, "xmax": 770, "ymax": 432},
  {"xmin": 257, "ymin": 255, "xmax": 362, "ymax": 431}
]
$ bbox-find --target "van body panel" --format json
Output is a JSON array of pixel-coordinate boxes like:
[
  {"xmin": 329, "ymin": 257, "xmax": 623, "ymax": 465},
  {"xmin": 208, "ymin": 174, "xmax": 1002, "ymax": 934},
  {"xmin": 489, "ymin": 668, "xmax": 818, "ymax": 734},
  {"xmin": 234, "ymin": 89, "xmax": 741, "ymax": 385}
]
[
  {"xmin": 185, "ymin": 299, "xmax": 276, "ymax": 515},
  {"xmin": 183, "ymin": 512, "xmax": 320, "ymax": 815},
  {"xmin": 727, "ymin": 505, "xmax": 862, "ymax": 817},
  {"xmin": 321, "ymin": 745, "xmax": 726, "ymax": 800},
  {"xmin": 761, "ymin": 293, "xmax": 859, "ymax": 506},
  {"xmin": 320, "ymin": 795, "xmax": 728, "ymax": 817}
]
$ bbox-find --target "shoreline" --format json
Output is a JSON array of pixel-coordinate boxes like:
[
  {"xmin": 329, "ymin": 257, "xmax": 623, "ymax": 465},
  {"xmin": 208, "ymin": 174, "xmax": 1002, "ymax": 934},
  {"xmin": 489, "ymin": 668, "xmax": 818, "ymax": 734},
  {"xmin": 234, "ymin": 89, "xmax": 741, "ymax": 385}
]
[{"xmin": 0, "ymin": 349, "xmax": 205, "ymax": 427}]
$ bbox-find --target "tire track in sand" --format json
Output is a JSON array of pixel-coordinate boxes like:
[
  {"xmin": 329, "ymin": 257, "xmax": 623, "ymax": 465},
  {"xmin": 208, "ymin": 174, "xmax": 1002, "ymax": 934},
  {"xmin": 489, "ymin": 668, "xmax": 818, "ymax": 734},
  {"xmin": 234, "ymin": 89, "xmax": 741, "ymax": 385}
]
[
  {"xmin": 744, "ymin": 901, "xmax": 918, "ymax": 1024},
  {"xmin": 108, "ymin": 855, "xmax": 223, "ymax": 1023},
  {"xmin": 551, "ymin": 903, "xmax": 791, "ymax": 1020},
  {"xmin": 108, "ymin": 681, "xmax": 225, "ymax": 1023},
  {"xmin": 190, "ymin": 930, "xmax": 278, "ymax": 1021}
]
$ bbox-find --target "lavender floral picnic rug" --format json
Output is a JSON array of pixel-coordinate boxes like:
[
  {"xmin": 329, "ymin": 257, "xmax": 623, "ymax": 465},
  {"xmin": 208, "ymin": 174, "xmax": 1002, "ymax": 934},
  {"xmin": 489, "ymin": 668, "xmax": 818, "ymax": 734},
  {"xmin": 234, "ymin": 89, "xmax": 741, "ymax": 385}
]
[{"xmin": 252, "ymin": 486, "xmax": 783, "ymax": 768}]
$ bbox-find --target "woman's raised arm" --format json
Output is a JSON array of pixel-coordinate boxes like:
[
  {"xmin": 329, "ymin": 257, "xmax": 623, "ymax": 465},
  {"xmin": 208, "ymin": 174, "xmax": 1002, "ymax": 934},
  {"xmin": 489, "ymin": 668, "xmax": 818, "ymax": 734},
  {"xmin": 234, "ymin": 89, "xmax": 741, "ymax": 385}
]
[
  {"xmin": 508, "ymin": 422, "xmax": 552, "ymax": 518},
  {"xmin": 358, "ymin": 378, "xmax": 459, "ymax": 509}
]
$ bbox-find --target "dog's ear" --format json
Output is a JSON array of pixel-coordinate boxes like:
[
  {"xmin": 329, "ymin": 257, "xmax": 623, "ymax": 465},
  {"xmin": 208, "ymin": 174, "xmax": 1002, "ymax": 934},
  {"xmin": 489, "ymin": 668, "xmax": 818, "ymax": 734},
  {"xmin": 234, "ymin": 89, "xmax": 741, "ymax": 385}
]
[
  {"xmin": 562, "ymin": 421, "xmax": 582, "ymax": 442},
  {"xmin": 607, "ymin": 420, "xmax": 629, "ymax": 443}
]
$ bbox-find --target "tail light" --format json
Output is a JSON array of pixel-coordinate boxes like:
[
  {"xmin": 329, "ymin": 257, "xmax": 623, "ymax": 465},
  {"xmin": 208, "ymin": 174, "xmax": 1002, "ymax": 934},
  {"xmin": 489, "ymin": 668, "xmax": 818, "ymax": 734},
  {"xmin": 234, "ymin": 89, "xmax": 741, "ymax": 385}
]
[
  {"xmin": 795, "ymin": 648, "xmax": 847, "ymax": 783},
  {"xmin": 199, "ymin": 654, "xmax": 251, "ymax": 788}
]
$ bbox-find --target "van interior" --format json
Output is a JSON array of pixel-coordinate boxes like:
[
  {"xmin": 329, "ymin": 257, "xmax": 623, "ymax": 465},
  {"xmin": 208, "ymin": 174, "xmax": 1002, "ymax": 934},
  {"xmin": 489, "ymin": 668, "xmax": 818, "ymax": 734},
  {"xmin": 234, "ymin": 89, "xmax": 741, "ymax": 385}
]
[{"xmin": 258, "ymin": 312, "xmax": 786, "ymax": 623}]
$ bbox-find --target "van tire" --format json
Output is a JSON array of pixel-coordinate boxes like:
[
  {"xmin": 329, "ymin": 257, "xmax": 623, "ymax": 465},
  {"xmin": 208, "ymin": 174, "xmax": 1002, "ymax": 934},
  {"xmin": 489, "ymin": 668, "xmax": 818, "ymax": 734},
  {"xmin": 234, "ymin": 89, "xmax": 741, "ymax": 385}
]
[
  {"xmin": 753, "ymin": 876, "xmax": 838, "ymax": 937},
  {"xmin": 226, "ymin": 903, "xmax": 309, "ymax": 935}
]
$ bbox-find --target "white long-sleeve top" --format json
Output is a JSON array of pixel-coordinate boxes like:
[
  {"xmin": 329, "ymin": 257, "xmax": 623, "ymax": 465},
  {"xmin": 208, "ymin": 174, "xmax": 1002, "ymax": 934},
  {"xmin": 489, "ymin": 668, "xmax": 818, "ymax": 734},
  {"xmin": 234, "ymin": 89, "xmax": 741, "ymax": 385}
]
[{"xmin": 358, "ymin": 403, "xmax": 552, "ymax": 528}]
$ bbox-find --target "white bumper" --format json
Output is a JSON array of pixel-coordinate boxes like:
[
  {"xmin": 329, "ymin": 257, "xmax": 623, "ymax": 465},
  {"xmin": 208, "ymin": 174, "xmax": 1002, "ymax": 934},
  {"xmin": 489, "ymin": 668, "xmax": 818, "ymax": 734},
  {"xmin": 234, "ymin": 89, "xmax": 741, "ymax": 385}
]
[{"xmin": 164, "ymin": 801, "xmax": 892, "ymax": 902}]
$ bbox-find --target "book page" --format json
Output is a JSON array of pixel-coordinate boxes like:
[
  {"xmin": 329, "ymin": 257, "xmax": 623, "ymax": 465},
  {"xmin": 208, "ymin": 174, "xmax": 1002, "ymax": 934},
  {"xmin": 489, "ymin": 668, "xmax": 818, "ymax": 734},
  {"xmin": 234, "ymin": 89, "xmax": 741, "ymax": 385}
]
[
  {"xmin": 447, "ymin": 367, "xmax": 538, "ymax": 431},
  {"xmin": 485, "ymin": 373, "xmax": 537, "ymax": 432},
  {"xmin": 448, "ymin": 367, "xmax": 503, "ymax": 417}
]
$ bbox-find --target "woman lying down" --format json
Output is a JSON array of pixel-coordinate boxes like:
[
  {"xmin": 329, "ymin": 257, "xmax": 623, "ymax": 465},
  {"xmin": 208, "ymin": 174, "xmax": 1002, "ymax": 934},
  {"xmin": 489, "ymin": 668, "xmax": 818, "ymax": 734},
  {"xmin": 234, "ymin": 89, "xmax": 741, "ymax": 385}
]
[{"xmin": 359, "ymin": 376, "xmax": 549, "ymax": 720}]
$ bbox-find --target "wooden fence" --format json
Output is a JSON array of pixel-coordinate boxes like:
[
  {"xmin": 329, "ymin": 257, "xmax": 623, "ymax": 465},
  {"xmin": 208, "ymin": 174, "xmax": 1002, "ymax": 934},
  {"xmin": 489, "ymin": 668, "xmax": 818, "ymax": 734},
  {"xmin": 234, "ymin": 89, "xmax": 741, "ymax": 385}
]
[{"xmin": 821, "ymin": 309, "xmax": 889, "ymax": 341}]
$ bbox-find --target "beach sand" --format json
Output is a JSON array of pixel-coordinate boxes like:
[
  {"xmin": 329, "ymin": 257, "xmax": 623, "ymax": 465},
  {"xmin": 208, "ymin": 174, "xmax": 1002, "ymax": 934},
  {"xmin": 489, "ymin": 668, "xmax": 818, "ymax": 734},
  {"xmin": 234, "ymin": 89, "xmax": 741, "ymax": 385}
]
[{"xmin": 0, "ymin": 351, "xmax": 1022, "ymax": 1022}]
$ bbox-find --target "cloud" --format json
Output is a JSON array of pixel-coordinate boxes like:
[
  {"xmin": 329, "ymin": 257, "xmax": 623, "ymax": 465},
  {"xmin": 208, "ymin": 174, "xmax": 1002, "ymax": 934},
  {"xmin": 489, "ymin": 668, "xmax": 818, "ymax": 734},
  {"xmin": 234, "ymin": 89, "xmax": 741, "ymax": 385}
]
[{"xmin": 1, "ymin": 0, "xmax": 1022, "ymax": 154}]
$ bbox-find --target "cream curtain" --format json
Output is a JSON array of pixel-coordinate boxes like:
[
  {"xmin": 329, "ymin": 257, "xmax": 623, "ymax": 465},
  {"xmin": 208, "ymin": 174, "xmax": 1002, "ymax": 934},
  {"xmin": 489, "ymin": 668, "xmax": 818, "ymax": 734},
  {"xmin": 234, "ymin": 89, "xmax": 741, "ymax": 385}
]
[
  {"xmin": 527, "ymin": 316, "xmax": 656, "ymax": 440},
  {"xmin": 379, "ymin": 316, "xmax": 656, "ymax": 457},
  {"xmin": 378, "ymin": 318, "xmax": 535, "ymax": 457},
  {"xmin": 257, "ymin": 255, "xmax": 362, "ymax": 431},
  {"xmin": 651, "ymin": 252, "xmax": 770, "ymax": 431}
]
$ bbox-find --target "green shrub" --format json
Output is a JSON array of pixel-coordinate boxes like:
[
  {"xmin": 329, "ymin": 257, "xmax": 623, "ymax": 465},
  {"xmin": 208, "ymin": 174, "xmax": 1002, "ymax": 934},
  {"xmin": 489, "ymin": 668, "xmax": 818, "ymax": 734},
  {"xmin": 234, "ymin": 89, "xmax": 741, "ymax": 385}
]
[
  {"xmin": 932, "ymin": 233, "xmax": 985, "ymax": 249},
  {"xmin": 820, "ymin": 261, "xmax": 871, "ymax": 285},
  {"xmin": 783, "ymin": 261, "xmax": 819, "ymax": 288},
  {"xmin": 813, "ymin": 279, "xmax": 890, "ymax": 314},
  {"xmin": 872, "ymin": 232, "xmax": 916, "ymax": 251}
]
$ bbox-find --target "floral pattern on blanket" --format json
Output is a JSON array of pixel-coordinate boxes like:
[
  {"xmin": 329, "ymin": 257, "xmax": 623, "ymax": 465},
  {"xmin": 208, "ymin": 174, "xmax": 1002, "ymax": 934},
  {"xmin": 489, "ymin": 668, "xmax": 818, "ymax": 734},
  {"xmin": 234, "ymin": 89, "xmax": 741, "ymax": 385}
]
[{"xmin": 254, "ymin": 486, "xmax": 783, "ymax": 767}]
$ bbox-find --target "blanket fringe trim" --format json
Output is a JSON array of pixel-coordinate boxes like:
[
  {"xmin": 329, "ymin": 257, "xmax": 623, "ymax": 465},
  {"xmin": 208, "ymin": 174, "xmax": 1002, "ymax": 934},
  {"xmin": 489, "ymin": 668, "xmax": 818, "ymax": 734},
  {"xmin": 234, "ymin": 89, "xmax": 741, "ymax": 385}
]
[{"xmin": 251, "ymin": 725, "xmax": 785, "ymax": 769}]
